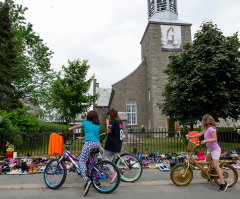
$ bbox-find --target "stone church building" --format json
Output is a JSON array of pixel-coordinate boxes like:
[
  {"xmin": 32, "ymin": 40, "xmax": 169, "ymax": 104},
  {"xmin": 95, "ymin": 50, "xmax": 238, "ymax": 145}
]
[
  {"xmin": 94, "ymin": 0, "xmax": 191, "ymax": 131},
  {"xmin": 93, "ymin": 0, "xmax": 239, "ymax": 131}
]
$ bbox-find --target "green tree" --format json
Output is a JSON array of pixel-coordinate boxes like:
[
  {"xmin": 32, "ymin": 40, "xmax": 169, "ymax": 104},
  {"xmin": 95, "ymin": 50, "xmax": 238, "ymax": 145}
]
[
  {"xmin": 157, "ymin": 21, "xmax": 240, "ymax": 130},
  {"xmin": 44, "ymin": 59, "xmax": 99, "ymax": 124},
  {"xmin": 0, "ymin": 0, "xmax": 54, "ymax": 107},
  {"xmin": 0, "ymin": 0, "xmax": 23, "ymax": 111}
]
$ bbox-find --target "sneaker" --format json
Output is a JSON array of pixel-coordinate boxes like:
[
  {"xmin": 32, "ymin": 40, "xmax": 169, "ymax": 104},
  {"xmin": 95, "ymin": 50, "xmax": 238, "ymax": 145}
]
[
  {"xmin": 22, "ymin": 170, "xmax": 28, "ymax": 175},
  {"xmin": 109, "ymin": 171, "xmax": 117, "ymax": 183},
  {"xmin": 219, "ymin": 181, "xmax": 228, "ymax": 192},
  {"xmin": 7, "ymin": 169, "xmax": 21, "ymax": 175},
  {"xmin": 19, "ymin": 170, "xmax": 24, "ymax": 175},
  {"xmin": 83, "ymin": 179, "xmax": 91, "ymax": 196},
  {"xmin": 159, "ymin": 165, "xmax": 165, "ymax": 172},
  {"xmin": 163, "ymin": 164, "xmax": 170, "ymax": 171}
]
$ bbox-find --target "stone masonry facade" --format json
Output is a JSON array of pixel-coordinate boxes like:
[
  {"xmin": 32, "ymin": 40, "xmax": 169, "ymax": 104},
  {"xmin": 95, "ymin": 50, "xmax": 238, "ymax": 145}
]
[{"xmin": 109, "ymin": 22, "xmax": 192, "ymax": 130}]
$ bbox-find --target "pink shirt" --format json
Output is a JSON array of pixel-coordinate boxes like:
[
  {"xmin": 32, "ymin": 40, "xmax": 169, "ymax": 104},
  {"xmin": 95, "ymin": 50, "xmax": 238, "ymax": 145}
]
[{"xmin": 204, "ymin": 127, "xmax": 220, "ymax": 151}]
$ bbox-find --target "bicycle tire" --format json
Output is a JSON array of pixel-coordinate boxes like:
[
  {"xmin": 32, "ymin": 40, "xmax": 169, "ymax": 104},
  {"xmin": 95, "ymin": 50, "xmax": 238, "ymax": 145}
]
[
  {"xmin": 90, "ymin": 160, "xmax": 120, "ymax": 194},
  {"xmin": 170, "ymin": 163, "xmax": 193, "ymax": 186},
  {"xmin": 44, "ymin": 158, "xmax": 67, "ymax": 189},
  {"xmin": 213, "ymin": 164, "xmax": 238, "ymax": 187},
  {"xmin": 115, "ymin": 153, "xmax": 143, "ymax": 182}
]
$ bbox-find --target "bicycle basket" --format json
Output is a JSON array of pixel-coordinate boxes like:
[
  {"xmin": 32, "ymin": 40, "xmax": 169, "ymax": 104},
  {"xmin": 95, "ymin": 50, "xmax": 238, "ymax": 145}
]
[{"xmin": 187, "ymin": 141, "xmax": 196, "ymax": 151}]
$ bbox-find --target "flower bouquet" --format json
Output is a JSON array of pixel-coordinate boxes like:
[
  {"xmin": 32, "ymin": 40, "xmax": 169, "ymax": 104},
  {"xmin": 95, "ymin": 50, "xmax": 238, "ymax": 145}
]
[{"xmin": 6, "ymin": 141, "xmax": 14, "ymax": 158}]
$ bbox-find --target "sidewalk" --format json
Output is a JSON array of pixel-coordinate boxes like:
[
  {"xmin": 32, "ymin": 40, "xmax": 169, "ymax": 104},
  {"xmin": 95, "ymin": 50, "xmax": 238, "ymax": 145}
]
[{"xmin": 1, "ymin": 168, "xmax": 239, "ymax": 189}]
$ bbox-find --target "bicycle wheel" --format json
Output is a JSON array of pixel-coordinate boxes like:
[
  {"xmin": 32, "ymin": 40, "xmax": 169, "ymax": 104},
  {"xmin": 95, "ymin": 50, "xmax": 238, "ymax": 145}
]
[
  {"xmin": 44, "ymin": 158, "xmax": 67, "ymax": 189},
  {"xmin": 213, "ymin": 164, "xmax": 238, "ymax": 187},
  {"xmin": 170, "ymin": 163, "xmax": 193, "ymax": 186},
  {"xmin": 90, "ymin": 160, "xmax": 120, "ymax": 194},
  {"xmin": 115, "ymin": 153, "xmax": 143, "ymax": 182}
]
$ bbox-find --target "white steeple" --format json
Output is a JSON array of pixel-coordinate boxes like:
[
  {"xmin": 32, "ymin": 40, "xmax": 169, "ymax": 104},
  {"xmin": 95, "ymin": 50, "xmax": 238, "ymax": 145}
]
[{"xmin": 148, "ymin": 0, "xmax": 178, "ymax": 22}]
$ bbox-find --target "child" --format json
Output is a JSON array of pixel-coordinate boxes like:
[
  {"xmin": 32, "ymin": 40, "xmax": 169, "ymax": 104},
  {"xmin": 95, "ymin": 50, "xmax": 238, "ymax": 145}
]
[
  {"xmin": 189, "ymin": 114, "xmax": 228, "ymax": 192},
  {"xmin": 102, "ymin": 108, "xmax": 123, "ymax": 183},
  {"xmin": 69, "ymin": 110, "xmax": 101, "ymax": 196}
]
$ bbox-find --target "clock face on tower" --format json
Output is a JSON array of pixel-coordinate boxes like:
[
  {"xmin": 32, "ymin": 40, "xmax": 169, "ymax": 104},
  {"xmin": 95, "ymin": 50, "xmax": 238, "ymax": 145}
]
[{"xmin": 161, "ymin": 25, "xmax": 182, "ymax": 52}]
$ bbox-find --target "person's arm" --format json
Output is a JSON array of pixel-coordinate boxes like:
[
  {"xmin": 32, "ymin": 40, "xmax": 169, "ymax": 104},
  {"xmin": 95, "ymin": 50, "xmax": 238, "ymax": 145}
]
[
  {"xmin": 76, "ymin": 136, "xmax": 85, "ymax": 140},
  {"xmin": 189, "ymin": 131, "xmax": 204, "ymax": 138},
  {"xmin": 106, "ymin": 119, "xmax": 112, "ymax": 133},
  {"xmin": 201, "ymin": 131, "xmax": 217, "ymax": 144},
  {"xmin": 69, "ymin": 123, "xmax": 83, "ymax": 131}
]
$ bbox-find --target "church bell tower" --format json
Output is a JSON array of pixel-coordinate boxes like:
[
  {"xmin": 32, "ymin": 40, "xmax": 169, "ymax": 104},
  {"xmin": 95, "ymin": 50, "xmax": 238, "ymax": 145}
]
[
  {"xmin": 140, "ymin": 0, "xmax": 192, "ymax": 130},
  {"xmin": 148, "ymin": 0, "xmax": 178, "ymax": 22}
]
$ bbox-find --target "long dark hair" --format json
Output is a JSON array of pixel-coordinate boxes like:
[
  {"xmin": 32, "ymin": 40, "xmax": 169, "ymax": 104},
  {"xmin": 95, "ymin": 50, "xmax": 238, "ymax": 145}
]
[
  {"xmin": 107, "ymin": 108, "xmax": 121, "ymax": 123},
  {"xmin": 87, "ymin": 110, "xmax": 100, "ymax": 125}
]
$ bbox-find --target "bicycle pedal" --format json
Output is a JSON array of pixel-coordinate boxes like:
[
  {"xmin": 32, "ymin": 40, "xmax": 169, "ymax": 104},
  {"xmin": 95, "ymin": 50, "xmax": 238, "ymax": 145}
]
[{"xmin": 210, "ymin": 181, "xmax": 215, "ymax": 186}]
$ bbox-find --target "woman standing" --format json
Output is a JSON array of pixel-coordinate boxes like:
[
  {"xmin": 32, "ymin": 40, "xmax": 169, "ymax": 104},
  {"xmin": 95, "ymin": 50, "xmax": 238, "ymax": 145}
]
[{"xmin": 103, "ymin": 108, "xmax": 123, "ymax": 182}]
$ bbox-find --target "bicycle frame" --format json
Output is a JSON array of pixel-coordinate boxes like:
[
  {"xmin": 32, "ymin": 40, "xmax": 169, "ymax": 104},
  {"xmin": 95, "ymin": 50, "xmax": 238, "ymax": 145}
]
[
  {"xmin": 53, "ymin": 136, "xmax": 105, "ymax": 180},
  {"xmin": 177, "ymin": 130, "xmax": 232, "ymax": 180},
  {"xmin": 99, "ymin": 147, "xmax": 131, "ymax": 170}
]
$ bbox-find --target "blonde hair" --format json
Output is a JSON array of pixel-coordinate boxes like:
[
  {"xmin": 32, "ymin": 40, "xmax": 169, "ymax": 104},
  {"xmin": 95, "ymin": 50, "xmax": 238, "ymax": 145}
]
[{"xmin": 201, "ymin": 114, "xmax": 216, "ymax": 131}]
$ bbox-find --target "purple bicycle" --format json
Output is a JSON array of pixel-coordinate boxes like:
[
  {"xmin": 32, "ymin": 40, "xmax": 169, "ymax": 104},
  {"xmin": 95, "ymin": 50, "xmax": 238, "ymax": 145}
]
[{"xmin": 44, "ymin": 134, "xmax": 120, "ymax": 194}]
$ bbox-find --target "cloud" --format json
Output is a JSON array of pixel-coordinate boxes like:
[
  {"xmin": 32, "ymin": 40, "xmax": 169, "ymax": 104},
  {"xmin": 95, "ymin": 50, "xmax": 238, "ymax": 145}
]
[{"xmin": 13, "ymin": 0, "xmax": 240, "ymax": 92}]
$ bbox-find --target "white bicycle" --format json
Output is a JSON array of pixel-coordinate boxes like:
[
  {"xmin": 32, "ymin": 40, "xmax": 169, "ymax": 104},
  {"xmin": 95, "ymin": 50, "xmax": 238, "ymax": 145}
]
[{"xmin": 99, "ymin": 133, "xmax": 143, "ymax": 182}]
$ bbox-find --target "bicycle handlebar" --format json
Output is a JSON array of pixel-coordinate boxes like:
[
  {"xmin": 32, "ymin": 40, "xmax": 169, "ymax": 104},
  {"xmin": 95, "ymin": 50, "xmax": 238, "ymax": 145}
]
[
  {"xmin": 177, "ymin": 130, "xmax": 201, "ymax": 148},
  {"xmin": 99, "ymin": 133, "xmax": 108, "ymax": 137},
  {"xmin": 59, "ymin": 133, "xmax": 77, "ymax": 145}
]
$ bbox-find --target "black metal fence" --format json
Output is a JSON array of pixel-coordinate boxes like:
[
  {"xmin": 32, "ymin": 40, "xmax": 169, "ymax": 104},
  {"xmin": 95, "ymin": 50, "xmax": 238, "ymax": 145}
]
[
  {"xmin": 0, "ymin": 129, "xmax": 239, "ymax": 157},
  {"xmin": 128, "ymin": 129, "xmax": 240, "ymax": 154}
]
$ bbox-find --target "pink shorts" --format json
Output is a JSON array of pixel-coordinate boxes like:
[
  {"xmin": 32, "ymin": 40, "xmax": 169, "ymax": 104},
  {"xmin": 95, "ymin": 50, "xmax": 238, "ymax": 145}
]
[{"xmin": 206, "ymin": 147, "xmax": 221, "ymax": 160}]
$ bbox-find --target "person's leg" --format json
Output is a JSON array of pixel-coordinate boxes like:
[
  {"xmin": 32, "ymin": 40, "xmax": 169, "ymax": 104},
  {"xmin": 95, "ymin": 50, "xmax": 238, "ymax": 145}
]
[
  {"xmin": 102, "ymin": 150, "xmax": 114, "ymax": 161},
  {"xmin": 206, "ymin": 151, "xmax": 212, "ymax": 171},
  {"xmin": 211, "ymin": 148, "xmax": 225, "ymax": 185},
  {"xmin": 206, "ymin": 150, "xmax": 212, "ymax": 162},
  {"xmin": 102, "ymin": 149, "xmax": 115, "ymax": 174},
  {"xmin": 79, "ymin": 141, "xmax": 96, "ymax": 183},
  {"xmin": 213, "ymin": 159, "xmax": 224, "ymax": 184},
  {"xmin": 89, "ymin": 142, "xmax": 101, "ymax": 165}
]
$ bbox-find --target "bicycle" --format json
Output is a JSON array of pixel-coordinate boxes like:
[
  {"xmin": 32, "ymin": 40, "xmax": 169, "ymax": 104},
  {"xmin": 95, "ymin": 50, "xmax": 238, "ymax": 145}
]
[
  {"xmin": 44, "ymin": 134, "xmax": 121, "ymax": 194},
  {"xmin": 170, "ymin": 130, "xmax": 238, "ymax": 187},
  {"xmin": 98, "ymin": 133, "xmax": 143, "ymax": 182}
]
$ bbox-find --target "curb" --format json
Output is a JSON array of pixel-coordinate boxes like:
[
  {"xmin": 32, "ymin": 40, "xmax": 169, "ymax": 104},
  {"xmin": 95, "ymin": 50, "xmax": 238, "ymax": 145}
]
[{"xmin": 0, "ymin": 180, "xmax": 232, "ymax": 190}]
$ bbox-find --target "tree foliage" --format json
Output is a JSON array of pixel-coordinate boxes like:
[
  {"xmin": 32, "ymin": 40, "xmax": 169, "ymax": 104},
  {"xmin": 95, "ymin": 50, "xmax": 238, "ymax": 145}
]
[
  {"xmin": 157, "ymin": 21, "xmax": 240, "ymax": 129},
  {"xmin": 0, "ymin": 0, "xmax": 23, "ymax": 111},
  {"xmin": 0, "ymin": 106, "xmax": 70, "ymax": 131},
  {"xmin": 0, "ymin": 0, "xmax": 54, "ymax": 108},
  {"xmin": 43, "ymin": 59, "xmax": 99, "ymax": 124}
]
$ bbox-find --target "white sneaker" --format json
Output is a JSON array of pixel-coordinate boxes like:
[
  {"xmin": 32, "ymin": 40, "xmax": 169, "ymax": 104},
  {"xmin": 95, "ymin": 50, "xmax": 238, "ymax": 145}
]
[
  {"xmin": 132, "ymin": 163, "xmax": 139, "ymax": 168},
  {"xmin": 7, "ymin": 169, "xmax": 21, "ymax": 175}
]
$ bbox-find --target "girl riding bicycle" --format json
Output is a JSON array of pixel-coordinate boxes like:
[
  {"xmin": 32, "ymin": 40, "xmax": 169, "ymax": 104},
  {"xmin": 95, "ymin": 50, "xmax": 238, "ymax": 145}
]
[
  {"xmin": 103, "ymin": 108, "xmax": 123, "ymax": 182},
  {"xmin": 189, "ymin": 114, "xmax": 228, "ymax": 192},
  {"xmin": 68, "ymin": 110, "xmax": 101, "ymax": 196}
]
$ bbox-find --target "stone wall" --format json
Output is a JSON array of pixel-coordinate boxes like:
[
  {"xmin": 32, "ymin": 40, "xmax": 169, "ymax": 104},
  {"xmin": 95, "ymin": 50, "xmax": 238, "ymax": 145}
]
[
  {"xmin": 109, "ymin": 22, "xmax": 191, "ymax": 130},
  {"xmin": 141, "ymin": 23, "xmax": 192, "ymax": 129},
  {"xmin": 95, "ymin": 106, "xmax": 108, "ymax": 130},
  {"xmin": 110, "ymin": 60, "xmax": 148, "ymax": 129}
]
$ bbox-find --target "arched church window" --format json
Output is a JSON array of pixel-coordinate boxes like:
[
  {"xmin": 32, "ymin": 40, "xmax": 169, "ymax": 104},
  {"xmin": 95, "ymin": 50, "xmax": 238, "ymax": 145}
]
[{"xmin": 126, "ymin": 100, "xmax": 137, "ymax": 125}]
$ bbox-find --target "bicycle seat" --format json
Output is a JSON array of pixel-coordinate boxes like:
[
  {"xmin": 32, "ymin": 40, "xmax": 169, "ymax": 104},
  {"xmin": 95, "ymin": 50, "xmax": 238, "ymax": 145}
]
[{"xmin": 91, "ymin": 148, "xmax": 100, "ymax": 155}]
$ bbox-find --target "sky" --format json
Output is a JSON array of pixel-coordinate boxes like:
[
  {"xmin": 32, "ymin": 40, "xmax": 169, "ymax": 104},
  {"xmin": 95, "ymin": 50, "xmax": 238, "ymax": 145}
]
[{"xmin": 11, "ymin": 0, "xmax": 240, "ymax": 94}]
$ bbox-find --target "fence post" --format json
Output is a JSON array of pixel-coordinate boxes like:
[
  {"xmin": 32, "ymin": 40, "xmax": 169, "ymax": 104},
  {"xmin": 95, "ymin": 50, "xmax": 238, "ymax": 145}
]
[{"xmin": 119, "ymin": 112, "xmax": 128, "ymax": 153}]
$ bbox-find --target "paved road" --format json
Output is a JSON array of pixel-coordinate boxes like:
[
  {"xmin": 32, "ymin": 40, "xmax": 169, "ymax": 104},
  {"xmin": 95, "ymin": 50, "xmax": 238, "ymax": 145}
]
[{"xmin": 0, "ymin": 168, "xmax": 239, "ymax": 199}]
